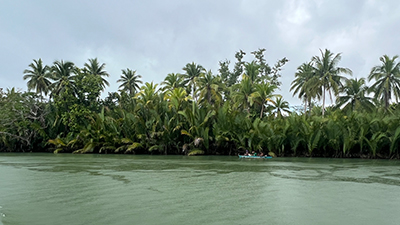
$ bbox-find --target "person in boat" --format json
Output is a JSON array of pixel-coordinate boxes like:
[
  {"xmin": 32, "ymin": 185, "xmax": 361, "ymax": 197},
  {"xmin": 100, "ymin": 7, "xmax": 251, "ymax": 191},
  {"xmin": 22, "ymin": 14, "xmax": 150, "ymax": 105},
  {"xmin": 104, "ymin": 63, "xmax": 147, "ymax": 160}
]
[
  {"xmin": 244, "ymin": 150, "xmax": 250, "ymax": 156},
  {"xmin": 259, "ymin": 152, "xmax": 264, "ymax": 157},
  {"xmin": 252, "ymin": 151, "xmax": 257, "ymax": 156}
]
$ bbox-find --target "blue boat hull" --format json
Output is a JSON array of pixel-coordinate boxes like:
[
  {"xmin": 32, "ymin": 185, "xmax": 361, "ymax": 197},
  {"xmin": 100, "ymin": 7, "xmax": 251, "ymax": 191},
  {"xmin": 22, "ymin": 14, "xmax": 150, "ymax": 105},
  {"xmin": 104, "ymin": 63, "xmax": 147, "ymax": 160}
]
[{"xmin": 238, "ymin": 155, "xmax": 272, "ymax": 159}]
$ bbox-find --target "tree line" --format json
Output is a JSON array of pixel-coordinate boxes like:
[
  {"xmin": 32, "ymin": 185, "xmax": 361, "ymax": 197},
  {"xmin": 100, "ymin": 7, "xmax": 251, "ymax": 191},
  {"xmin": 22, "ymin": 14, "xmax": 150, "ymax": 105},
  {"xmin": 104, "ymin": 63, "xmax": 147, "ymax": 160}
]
[{"xmin": 1, "ymin": 48, "xmax": 400, "ymax": 158}]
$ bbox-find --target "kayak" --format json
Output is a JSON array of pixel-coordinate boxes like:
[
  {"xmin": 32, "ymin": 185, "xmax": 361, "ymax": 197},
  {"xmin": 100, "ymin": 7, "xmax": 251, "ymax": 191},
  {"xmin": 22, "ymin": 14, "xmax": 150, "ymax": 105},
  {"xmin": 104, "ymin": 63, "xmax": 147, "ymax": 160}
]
[{"xmin": 238, "ymin": 155, "xmax": 272, "ymax": 159}]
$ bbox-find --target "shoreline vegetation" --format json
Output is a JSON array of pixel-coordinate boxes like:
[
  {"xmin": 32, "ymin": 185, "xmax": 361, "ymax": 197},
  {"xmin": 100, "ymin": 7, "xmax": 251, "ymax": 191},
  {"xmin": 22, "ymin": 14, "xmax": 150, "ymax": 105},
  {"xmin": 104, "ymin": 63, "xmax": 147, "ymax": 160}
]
[{"xmin": 1, "ymin": 49, "xmax": 400, "ymax": 159}]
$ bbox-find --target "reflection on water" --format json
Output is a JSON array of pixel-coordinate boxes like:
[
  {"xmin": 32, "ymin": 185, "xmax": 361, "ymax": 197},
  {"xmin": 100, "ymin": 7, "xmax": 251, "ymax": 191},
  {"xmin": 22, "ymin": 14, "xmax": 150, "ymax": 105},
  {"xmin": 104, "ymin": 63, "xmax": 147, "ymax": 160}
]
[
  {"xmin": 0, "ymin": 154, "xmax": 400, "ymax": 225},
  {"xmin": 4, "ymin": 155, "xmax": 398, "ymax": 186}
]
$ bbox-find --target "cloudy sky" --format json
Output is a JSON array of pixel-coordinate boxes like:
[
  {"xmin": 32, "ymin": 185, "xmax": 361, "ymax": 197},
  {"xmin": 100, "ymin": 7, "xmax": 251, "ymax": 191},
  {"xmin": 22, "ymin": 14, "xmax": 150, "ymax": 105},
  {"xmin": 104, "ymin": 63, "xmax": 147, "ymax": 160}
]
[{"xmin": 1, "ymin": 0, "xmax": 400, "ymax": 105}]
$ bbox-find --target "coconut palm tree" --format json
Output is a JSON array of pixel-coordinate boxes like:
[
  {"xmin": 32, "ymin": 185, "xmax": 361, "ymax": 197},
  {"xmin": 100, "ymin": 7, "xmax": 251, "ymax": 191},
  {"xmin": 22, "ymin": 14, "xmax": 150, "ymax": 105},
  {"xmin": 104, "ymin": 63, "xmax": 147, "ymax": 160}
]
[
  {"xmin": 164, "ymin": 87, "xmax": 190, "ymax": 112},
  {"xmin": 135, "ymin": 82, "xmax": 159, "ymax": 109},
  {"xmin": 270, "ymin": 96, "xmax": 290, "ymax": 118},
  {"xmin": 243, "ymin": 61, "xmax": 260, "ymax": 83},
  {"xmin": 182, "ymin": 62, "xmax": 205, "ymax": 101},
  {"xmin": 268, "ymin": 95, "xmax": 290, "ymax": 118},
  {"xmin": 50, "ymin": 60, "xmax": 76, "ymax": 97},
  {"xmin": 23, "ymin": 58, "xmax": 52, "ymax": 97},
  {"xmin": 312, "ymin": 49, "xmax": 352, "ymax": 116},
  {"xmin": 290, "ymin": 62, "xmax": 320, "ymax": 114},
  {"xmin": 117, "ymin": 68, "xmax": 143, "ymax": 96},
  {"xmin": 197, "ymin": 70, "xmax": 223, "ymax": 106},
  {"xmin": 368, "ymin": 55, "xmax": 400, "ymax": 110},
  {"xmin": 336, "ymin": 78, "xmax": 374, "ymax": 112},
  {"xmin": 232, "ymin": 75, "xmax": 254, "ymax": 114},
  {"xmin": 249, "ymin": 82, "xmax": 277, "ymax": 118},
  {"xmin": 83, "ymin": 58, "xmax": 110, "ymax": 89},
  {"xmin": 161, "ymin": 73, "xmax": 186, "ymax": 91}
]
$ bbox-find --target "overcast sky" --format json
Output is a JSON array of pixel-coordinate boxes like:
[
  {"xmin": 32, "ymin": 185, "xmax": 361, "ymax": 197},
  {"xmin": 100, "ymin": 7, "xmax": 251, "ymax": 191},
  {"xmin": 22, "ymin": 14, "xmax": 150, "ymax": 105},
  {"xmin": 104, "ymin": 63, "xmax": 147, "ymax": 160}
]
[{"xmin": 1, "ymin": 0, "xmax": 400, "ymax": 105}]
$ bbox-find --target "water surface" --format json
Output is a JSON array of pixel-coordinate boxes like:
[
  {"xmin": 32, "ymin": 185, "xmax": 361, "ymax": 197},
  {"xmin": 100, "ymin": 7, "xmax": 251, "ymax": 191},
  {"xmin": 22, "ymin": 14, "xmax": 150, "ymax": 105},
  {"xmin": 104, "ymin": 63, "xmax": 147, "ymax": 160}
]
[{"xmin": 0, "ymin": 154, "xmax": 399, "ymax": 225}]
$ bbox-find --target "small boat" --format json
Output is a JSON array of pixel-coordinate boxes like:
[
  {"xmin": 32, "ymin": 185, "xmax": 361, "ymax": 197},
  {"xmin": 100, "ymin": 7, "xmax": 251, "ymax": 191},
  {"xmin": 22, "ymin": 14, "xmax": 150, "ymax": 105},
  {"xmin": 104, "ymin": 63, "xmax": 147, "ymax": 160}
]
[{"xmin": 238, "ymin": 155, "xmax": 272, "ymax": 159}]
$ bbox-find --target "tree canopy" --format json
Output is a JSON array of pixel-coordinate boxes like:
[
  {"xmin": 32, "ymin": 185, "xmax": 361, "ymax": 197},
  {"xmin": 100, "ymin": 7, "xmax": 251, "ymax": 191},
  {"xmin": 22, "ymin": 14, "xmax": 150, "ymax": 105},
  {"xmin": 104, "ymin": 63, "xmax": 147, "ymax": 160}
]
[{"xmin": 1, "ymin": 50, "xmax": 400, "ymax": 159}]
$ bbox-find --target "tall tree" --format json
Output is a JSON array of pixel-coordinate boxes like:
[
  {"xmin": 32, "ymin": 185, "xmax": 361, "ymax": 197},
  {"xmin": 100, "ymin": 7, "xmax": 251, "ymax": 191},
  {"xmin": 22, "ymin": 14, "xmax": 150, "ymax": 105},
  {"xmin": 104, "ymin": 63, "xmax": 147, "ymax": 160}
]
[
  {"xmin": 197, "ymin": 70, "xmax": 223, "ymax": 107},
  {"xmin": 244, "ymin": 61, "xmax": 260, "ymax": 84},
  {"xmin": 83, "ymin": 58, "xmax": 110, "ymax": 89},
  {"xmin": 136, "ymin": 82, "xmax": 159, "ymax": 109},
  {"xmin": 23, "ymin": 58, "xmax": 52, "ymax": 97},
  {"xmin": 250, "ymin": 82, "xmax": 277, "ymax": 118},
  {"xmin": 251, "ymin": 48, "xmax": 270, "ymax": 78},
  {"xmin": 232, "ymin": 50, "xmax": 246, "ymax": 85},
  {"xmin": 368, "ymin": 55, "xmax": 400, "ymax": 110},
  {"xmin": 50, "ymin": 60, "xmax": 76, "ymax": 97},
  {"xmin": 164, "ymin": 87, "xmax": 190, "ymax": 112},
  {"xmin": 270, "ymin": 57, "xmax": 289, "ymax": 87},
  {"xmin": 270, "ymin": 96, "xmax": 290, "ymax": 118},
  {"xmin": 232, "ymin": 76, "xmax": 253, "ymax": 114},
  {"xmin": 74, "ymin": 67, "xmax": 104, "ymax": 111},
  {"xmin": 336, "ymin": 78, "xmax": 374, "ymax": 112},
  {"xmin": 161, "ymin": 73, "xmax": 186, "ymax": 91},
  {"xmin": 117, "ymin": 68, "xmax": 143, "ymax": 96},
  {"xmin": 0, "ymin": 88, "xmax": 47, "ymax": 151},
  {"xmin": 290, "ymin": 62, "xmax": 320, "ymax": 114},
  {"xmin": 218, "ymin": 60, "xmax": 232, "ymax": 86},
  {"xmin": 312, "ymin": 49, "xmax": 352, "ymax": 116},
  {"xmin": 48, "ymin": 60, "xmax": 78, "ymax": 134},
  {"xmin": 182, "ymin": 62, "xmax": 205, "ymax": 101}
]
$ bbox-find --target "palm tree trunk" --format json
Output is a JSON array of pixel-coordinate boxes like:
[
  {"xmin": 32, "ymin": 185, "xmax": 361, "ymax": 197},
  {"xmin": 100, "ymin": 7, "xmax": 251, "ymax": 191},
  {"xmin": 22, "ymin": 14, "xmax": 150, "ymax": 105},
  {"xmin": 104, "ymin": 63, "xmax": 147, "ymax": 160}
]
[
  {"xmin": 322, "ymin": 87, "xmax": 326, "ymax": 117},
  {"xmin": 207, "ymin": 87, "xmax": 211, "ymax": 104},
  {"xmin": 385, "ymin": 90, "xmax": 389, "ymax": 110},
  {"xmin": 260, "ymin": 101, "xmax": 265, "ymax": 118},
  {"xmin": 192, "ymin": 85, "xmax": 197, "ymax": 102},
  {"xmin": 246, "ymin": 98, "xmax": 250, "ymax": 115}
]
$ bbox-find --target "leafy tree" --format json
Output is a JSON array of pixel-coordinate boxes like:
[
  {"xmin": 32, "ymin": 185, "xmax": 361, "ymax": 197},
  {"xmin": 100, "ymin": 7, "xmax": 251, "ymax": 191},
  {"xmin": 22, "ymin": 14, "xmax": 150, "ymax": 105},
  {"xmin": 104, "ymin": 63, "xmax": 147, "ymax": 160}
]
[
  {"xmin": 218, "ymin": 60, "xmax": 232, "ymax": 86},
  {"xmin": 251, "ymin": 48, "xmax": 271, "ymax": 78},
  {"xmin": 0, "ymin": 88, "xmax": 47, "ymax": 151},
  {"xmin": 61, "ymin": 104, "xmax": 93, "ymax": 134},
  {"xmin": 103, "ymin": 92, "xmax": 120, "ymax": 110},
  {"xmin": 269, "ymin": 57, "xmax": 289, "ymax": 87},
  {"xmin": 368, "ymin": 55, "xmax": 400, "ymax": 110},
  {"xmin": 232, "ymin": 50, "xmax": 246, "ymax": 85},
  {"xmin": 74, "ymin": 68, "xmax": 104, "ymax": 111}
]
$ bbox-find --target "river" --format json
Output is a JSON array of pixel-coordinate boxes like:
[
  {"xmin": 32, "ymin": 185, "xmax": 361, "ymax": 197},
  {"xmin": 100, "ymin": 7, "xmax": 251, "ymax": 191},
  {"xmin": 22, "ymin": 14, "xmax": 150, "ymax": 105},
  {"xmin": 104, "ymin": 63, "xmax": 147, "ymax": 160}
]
[{"xmin": 0, "ymin": 153, "xmax": 399, "ymax": 225}]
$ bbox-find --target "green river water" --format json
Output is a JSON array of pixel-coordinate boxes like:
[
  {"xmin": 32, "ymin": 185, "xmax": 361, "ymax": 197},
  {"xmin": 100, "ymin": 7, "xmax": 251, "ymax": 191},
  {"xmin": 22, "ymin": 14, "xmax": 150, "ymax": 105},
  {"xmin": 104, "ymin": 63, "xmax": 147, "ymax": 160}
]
[{"xmin": 0, "ymin": 153, "xmax": 399, "ymax": 225}]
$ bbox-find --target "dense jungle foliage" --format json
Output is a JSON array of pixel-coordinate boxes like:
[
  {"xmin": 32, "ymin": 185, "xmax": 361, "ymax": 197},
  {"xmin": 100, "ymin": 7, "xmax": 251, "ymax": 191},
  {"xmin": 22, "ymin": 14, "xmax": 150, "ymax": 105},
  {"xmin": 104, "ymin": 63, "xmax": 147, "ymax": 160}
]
[{"xmin": 1, "ymin": 49, "xmax": 400, "ymax": 158}]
